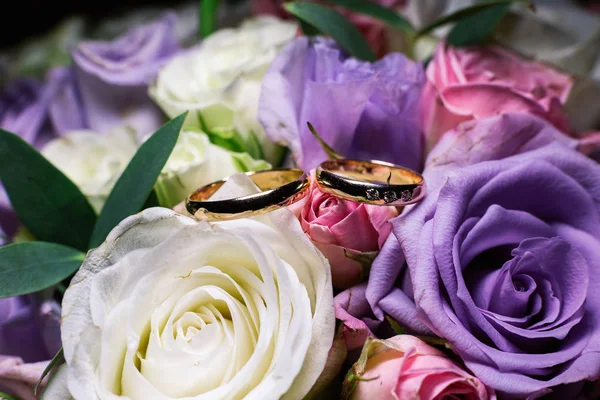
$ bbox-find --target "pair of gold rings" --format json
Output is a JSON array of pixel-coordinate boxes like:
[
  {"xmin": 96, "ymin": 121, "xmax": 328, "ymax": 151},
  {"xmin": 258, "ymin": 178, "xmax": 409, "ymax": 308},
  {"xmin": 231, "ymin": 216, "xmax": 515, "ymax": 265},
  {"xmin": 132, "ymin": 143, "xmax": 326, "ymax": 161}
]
[{"xmin": 186, "ymin": 159, "xmax": 426, "ymax": 221}]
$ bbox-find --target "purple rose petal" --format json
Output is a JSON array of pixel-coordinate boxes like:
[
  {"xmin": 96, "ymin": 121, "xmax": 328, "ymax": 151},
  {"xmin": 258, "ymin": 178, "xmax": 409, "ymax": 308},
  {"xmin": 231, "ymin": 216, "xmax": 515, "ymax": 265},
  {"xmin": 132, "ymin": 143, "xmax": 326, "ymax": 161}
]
[
  {"xmin": 360, "ymin": 113, "xmax": 600, "ymax": 398},
  {"xmin": 260, "ymin": 37, "xmax": 425, "ymax": 171},
  {"xmin": 72, "ymin": 13, "xmax": 180, "ymax": 136}
]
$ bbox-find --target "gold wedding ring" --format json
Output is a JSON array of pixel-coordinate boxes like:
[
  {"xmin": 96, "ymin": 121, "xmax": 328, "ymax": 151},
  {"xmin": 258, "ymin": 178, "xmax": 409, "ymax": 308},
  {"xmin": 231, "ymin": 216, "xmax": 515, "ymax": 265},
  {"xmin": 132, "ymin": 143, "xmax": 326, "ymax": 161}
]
[
  {"xmin": 315, "ymin": 159, "xmax": 425, "ymax": 206},
  {"xmin": 186, "ymin": 169, "xmax": 310, "ymax": 221}
]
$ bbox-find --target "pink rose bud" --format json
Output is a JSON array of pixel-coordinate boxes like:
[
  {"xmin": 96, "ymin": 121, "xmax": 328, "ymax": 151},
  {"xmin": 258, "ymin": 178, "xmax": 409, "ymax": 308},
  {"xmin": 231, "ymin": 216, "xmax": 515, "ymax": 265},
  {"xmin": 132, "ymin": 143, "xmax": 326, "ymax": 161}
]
[
  {"xmin": 0, "ymin": 356, "xmax": 49, "ymax": 400},
  {"xmin": 422, "ymin": 41, "xmax": 573, "ymax": 152},
  {"xmin": 291, "ymin": 171, "xmax": 399, "ymax": 289},
  {"xmin": 343, "ymin": 335, "xmax": 496, "ymax": 400}
]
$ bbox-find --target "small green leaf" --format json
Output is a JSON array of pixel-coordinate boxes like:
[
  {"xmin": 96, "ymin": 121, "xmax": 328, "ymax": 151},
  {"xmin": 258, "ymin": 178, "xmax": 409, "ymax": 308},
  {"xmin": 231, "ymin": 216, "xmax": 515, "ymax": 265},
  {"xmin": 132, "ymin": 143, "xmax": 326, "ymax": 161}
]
[
  {"xmin": 89, "ymin": 113, "xmax": 187, "ymax": 248},
  {"xmin": 448, "ymin": 4, "xmax": 510, "ymax": 47},
  {"xmin": 284, "ymin": 2, "xmax": 376, "ymax": 62},
  {"xmin": 0, "ymin": 391, "xmax": 21, "ymax": 400},
  {"xmin": 34, "ymin": 348, "xmax": 65, "ymax": 396},
  {"xmin": 344, "ymin": 249, "xmax": 378, "ymax": 281},
  {"xmin": 417, "ymin": 0, "xmax": 528, "ymax": 38},
  {"xmin": 307, "ymin": 122, "xmax": 344, "ymax": 160},
  {"xmin": 322, "ymin": 0, "xmax": 414, "ymax": 35},
  {"xmin": 416, "ymin": 335, "xmax": 453, "ymax": 349},
  {"xmin": 231, "ymin": 153, "xmax": 272, "ymax": 173},
  {"xmin": 0, "ymin": 242, "xmax": 84, "ymax": 298},
  {"xmin": 200, "ymin": 0, "xmax": 219, "ymax": 38},
  {"xmin": 0, "ymin": 130, "xmax": 97, "ymax": 252},
  {"xmin": 385, "ymin": 315, "xmax": 406, "ymax": 335}
]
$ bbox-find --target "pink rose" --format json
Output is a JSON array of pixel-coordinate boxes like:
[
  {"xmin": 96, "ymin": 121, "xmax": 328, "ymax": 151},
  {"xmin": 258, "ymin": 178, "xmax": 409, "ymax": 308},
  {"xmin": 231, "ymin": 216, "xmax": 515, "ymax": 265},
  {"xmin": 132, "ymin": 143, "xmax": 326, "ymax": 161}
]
[
  {"xmin": 343, "ymin": 335, "xmax": 496, "ymax": 400},
  {"xmin": 291, "ymin": 172, "xmax": 398, "ymax": 289},
  {"xmin": 0, "ymin": 356, "xmax": 49, "ymax": 400},
  {"xmin": 423, "ymin": 41, "xmax": 573, "ymax": 151},
  {"xmin": 251, "ymin": 0, "xmax": 405, "ymax": 57}
]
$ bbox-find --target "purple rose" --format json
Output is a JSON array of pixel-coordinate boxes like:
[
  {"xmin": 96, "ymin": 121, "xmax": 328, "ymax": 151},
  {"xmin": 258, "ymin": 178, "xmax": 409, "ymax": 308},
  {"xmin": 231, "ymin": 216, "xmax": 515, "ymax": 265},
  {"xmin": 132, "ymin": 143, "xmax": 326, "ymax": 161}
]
[
  {"xmin": 364, "ymin": 115, "xmax": 600, "ymax": 397},
  {"xmin": 0, "ymin": 296, "xmax": 61, "ymax": 363},
  {"xmin": 47, "ymin": 67, "xmax": 87, "ymax": 135},
  {"xmin": 70, "ymin": 12, "xmax": 180, "ymax": 137},
  {"xmin": 1, "ymin": 14, "xmax": 180, "ymax": 236},
  {"xmin": 0, "ymin": 75, "xmax": 65, "ymax": 236},
  {"xmin": 0, "ymin": 79, "xmax": 54, "ymax": 146},
  {"xmin": 259, "ymin": 36, "xmax": 425, "ymax": 171}
]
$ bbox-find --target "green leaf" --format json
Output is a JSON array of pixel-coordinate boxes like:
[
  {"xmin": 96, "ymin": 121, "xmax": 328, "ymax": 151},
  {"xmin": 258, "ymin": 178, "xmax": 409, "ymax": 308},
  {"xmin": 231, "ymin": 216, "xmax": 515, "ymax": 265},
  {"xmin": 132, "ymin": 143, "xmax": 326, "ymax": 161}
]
[
  {"xmin": 0, "ymin": 391, "xmax": 21, "ymax": 400},
  {"xmin": 0, "ymin": 130, "xmax": 96, "ymax": 252},
  {"xmin": 417, "ymin": 0, "xmax": 528, "ymax": 38},
  {"xmin": 284, "ymin": 2, "xmax": 376, "ymax": 62},
  {"xmin": 200, "ymin": 0, "xmax": 219, "ymax": 38},
  {"xmin": 299, "ymin": 20, "xmax": 321, "ymax": 36},
  {"xmin": 231, "ymin": 153, "xmax": 272, "ymax": 173},
  {"xmin": 416, "ymin": 335, "xmax": 453, "ymax": 349},
  {"xmin": 0, "ymin": 242, "xmax": 84, "ymax": 298},
  {"xmin": 89, "ymin": 113, "xmax": 187, "ymax": 248},
  {"xmin": 34, "ymin": 348, "xmax": 65, "ymax": 396},
  {"xmin": 344, "ymin": 249, "xmax": 378, "ymax": 281},
  {"xmin": 447, "ymin": 3, "xmax": 510, "ymax": 47},
  {"xmin": 322, "ymin": 0, "xmax": 414, "ymax": 35},
  {"xmin": 385, "ymin": 315, "xmax": 406, "ymax": 335},
  {"xmin": 143, "ymin": 190, "xmax": 160, "ymax": 209}
]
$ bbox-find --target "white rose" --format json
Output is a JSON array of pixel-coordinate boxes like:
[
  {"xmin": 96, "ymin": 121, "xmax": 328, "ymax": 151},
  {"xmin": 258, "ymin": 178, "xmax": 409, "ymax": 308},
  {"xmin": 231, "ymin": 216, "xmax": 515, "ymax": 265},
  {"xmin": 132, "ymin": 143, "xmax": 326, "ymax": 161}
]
[
  {"xmin": 41, "ymin": 127, "xmax": 138, "ymax": 213},
  {"xmin": 155, "ymin": 130, "xmax": 271, "ymax": 208},
  {"xmin": 43, "ymin": 174, "xmax": 335, "ymax": 400},
  {"xmin": 150, "ymin": 16, "xmax": 297, "ymax": 165}
]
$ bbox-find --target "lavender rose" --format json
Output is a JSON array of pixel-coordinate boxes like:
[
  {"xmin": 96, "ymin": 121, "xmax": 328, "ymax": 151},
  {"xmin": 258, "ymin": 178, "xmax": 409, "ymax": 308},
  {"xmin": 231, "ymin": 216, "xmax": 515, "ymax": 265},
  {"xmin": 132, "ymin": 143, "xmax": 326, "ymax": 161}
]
[
  {"xmin": 70, "ymin": 13, "xmax": 179, "ymax": 137},
  {"xmin": 0, "ymin": 296, "xmax": 61, "ymax": 363},
  {"xmin": 0, "ymin": 296, "xmax": 62, "ymax": 399},
  {"xmin": 366, "ymin": 115, "xmax": 600, "ymax": 396},
  {"xmin": 0, "ymin": 79, "xmax": 54, "ymax": 146},
  {"xmin": 259, "ymin": 37, "xmax": 425, "ymax": 171},
  {"xmin": 0, "ymin": 233, "xmax": 62, "ymax": 399},
  {"xmin": 0, "ymin": 75, "xmax": 64, "ymax": 236}
]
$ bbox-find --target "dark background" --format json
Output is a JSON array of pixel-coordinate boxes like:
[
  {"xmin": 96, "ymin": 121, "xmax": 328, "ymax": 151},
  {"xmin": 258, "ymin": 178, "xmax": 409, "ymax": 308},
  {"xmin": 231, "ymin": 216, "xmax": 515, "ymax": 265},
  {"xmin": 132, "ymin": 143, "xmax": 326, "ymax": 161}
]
[
  {"xmin": 0, "ymin": 0, "xmax": 246, "ymax": 48},
  {"xmin": 2, "ymin": 0, "xmax": 598, "ymax": 49}
]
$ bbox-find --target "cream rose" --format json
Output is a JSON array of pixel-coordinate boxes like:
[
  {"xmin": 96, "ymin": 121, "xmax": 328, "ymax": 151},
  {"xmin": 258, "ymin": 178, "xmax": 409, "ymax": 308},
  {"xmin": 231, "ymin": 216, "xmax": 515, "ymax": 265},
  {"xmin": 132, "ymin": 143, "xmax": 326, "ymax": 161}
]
[
  {"xmin": 42, "ymin": 175, "xmax": 334, "ymax": 400},
  {"xmin": 155, "ymin": 130, "xmax": 271, "ymax": 207},
  {"xmin": 41, "ymin": 127, "xmax": 138, "ymax": 212},
  {"xmin": 149, "ymin": 16, "xmax": 297, "ymax": 165}
]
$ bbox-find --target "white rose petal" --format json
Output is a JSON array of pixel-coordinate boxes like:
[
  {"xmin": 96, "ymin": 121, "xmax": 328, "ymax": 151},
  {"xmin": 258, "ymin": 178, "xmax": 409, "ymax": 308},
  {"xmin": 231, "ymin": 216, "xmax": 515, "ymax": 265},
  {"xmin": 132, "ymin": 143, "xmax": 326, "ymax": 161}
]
[
  {"xmin": 44, "ymin": 175, "xmax": 334, "ymax": 400},
  {"xmin": 41, "ymin": 127, "xmax": 139, "ymax": 212},
  {"xmin": 150, "ymin": 16, "xmax": 297, "ymax": 165},
  {"xmin": 154, "ymin": 130, "xmax": 271, "ymax": 207}
]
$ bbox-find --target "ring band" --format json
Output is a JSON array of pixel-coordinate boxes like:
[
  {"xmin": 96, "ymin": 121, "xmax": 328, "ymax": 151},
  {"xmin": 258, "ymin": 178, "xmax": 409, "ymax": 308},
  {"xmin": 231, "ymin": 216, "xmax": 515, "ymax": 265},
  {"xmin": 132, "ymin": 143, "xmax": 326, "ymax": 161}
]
[
  {"xmin": 186, "ymin": 169, "xmax": 310, "ymax": 221},
  {"xmin": 315, "ymin": 159, "xmax": 425, "ymax": 206}
]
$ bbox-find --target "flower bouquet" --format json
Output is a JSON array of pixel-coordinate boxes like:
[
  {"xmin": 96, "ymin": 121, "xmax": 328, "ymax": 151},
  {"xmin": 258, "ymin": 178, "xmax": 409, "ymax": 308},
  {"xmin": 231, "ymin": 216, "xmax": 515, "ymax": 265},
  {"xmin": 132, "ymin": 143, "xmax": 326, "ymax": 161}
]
[{"xmin": 1, "ymin": 0, "xmax": 600, "ymax": 399}]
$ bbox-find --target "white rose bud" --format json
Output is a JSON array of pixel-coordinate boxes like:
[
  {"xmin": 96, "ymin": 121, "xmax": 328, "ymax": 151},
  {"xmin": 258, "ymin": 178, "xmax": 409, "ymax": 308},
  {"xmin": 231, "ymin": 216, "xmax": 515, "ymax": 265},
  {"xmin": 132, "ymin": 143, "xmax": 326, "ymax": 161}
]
[
  {"xmin": 42, "ymin": 175, "xmax": 335, "ymax": 400},
  {"xmin": 150, "ymin": 16, "xmax": 297, "ymax": 165},
  {"xmin": 154, "ymin": 130, "xmax": 271, "ymax": 208},
  {"xmin": 41, "ymin": 127, "xmax": 138, "ymax": 213}
]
